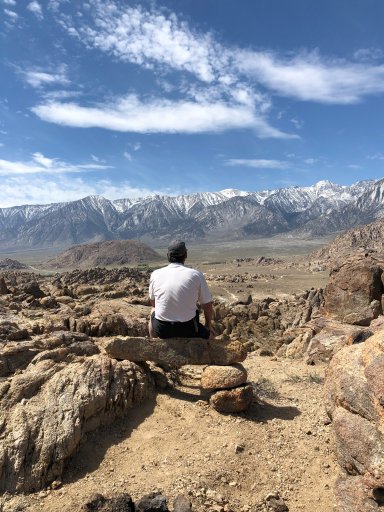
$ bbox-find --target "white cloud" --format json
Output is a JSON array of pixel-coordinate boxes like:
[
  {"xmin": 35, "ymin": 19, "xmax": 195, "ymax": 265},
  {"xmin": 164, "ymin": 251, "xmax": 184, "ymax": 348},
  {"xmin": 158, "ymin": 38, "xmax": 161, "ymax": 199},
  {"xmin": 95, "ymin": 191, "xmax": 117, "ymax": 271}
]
[
  {"xmin": 0, "ymin": 153, "xmax": 112, "ymax": 176},
  {"xmin": 224, "ymin": 159, "xmax": 290, "ymax": 169},
  {"xmin": 304, "ymin": 158, "xmax": 317, "ymax": 165},
  {"xmin": 236, "ymin": 50, "xmax": 384, "ymax": 104},
  {"xmin": 56, "ymin": 2, "xmax": 384, "ymax": 108},
  {"xmin": 123, "ymin": 152, "xmax": 132, "ymax": 161},
  {"xmin": 32, "ymin": 152, "xmax": 54, "ymax": 167},
  {"xmin": 132, "ymin": 142, "xmax": 141, "ymax": 151},
  {"xmin": 2, "ymin": 0, "xmax": 16, "ymax": 5},
  {"xmin": 4, "ymin": 8, "xmax": 18, "ymax": 18},
  {"xmin": 64, "ymin": 1, "xmax": 226, "ymax": 83},
  {"xmin": 27, "ymin": 1, "xmax": 43, "ymax": 20},
  {"xmin": 23, "ymin": 65, "xmax": 70, "ymax": 88},
  {"xmin": 348, "ymin": 164, "xmax": 362, "ymax": 169},
  {"xmin": 32, "ymin": 93, "xmax": 295, "ymax": 138},
  {"xmin": 0, "ymin": 176, "xmax": 167, "ymax": 207}
]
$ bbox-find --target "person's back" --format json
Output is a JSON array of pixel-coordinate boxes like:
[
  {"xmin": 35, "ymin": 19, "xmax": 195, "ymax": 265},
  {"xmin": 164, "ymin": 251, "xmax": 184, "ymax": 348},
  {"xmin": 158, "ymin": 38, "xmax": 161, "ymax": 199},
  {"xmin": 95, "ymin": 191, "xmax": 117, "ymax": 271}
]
[{"xmin": 148, "ymin": 241, "xmax": 214, "ymax": 339}]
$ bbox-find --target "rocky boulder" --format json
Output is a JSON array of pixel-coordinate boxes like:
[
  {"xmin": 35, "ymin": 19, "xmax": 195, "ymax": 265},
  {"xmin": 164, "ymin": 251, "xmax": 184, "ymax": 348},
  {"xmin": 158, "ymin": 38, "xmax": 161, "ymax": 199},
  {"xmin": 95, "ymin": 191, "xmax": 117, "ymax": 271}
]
[
  {"xmin": 324, "ymin": 328, "xmax": 384, "ymax": 510},
  {"xmin": 323, "ymin": 255, "xmax": 383, "ymax": 326},
  {"xmin": 209, "ymin": 384, "xmax": 254, "ymax": 413},
  {"xmin": 0, "ymin": 349, "xmax": 154, "ymax": 492},
  {"xmin": 200, "ymin": 364, "xmax": 247, "ymax": 390}
]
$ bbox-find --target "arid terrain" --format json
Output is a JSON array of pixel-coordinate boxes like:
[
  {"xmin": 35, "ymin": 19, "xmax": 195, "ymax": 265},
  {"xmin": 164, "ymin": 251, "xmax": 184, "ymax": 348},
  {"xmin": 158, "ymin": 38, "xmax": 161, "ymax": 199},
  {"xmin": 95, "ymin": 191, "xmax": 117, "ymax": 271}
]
[
  {"xmin": 1, "ymin": 232, "xmax": 383, "ymax": 512},
  {"xmin": 6, "ymin": 356, "xmax": 337, "ymax": 512}
]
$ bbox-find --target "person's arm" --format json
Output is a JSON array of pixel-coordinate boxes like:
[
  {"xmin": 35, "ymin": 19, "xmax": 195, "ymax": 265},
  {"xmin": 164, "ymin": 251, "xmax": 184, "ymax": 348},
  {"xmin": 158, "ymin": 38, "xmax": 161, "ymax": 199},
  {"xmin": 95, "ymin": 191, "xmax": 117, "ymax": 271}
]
[{"xmin": 202, "ymin": 301, "xmax": 213, "ymax": 330}]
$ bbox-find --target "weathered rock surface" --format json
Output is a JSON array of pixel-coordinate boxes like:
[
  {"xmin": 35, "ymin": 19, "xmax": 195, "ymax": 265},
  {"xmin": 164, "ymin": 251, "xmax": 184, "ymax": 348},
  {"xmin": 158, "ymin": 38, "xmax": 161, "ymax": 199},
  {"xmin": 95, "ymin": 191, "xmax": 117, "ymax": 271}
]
[
  {"xmin": 102, "ymin": 337, "xmax": 247, "ymax": 367},
  {"xmin": 324, "ymin": 328, "xmax": 384, "ymax": 510},
  {"xmin": 322, "ymin": 254, "xmax": 383, "ymax": 326},
  {"xmin": 311, "ymin": 219, "xmax": 384, "ymax": 268},
  {"xmin": 200, "ymin": 364, "xmax": 247, "ymax": 390},
  {"xmin": 0, "ymin": 350, "xmax": 154, "ymax": 492},
  {"xmin": 334, "ymin": 475, "xmax": 380, "ymax": 512},
  {"xmin": 304, "ymin": 319, "xmax": 372, "ymax": 364},
  {"xmin": 209, "ymin": 383, "xmax": 253, "ymax": 413}
]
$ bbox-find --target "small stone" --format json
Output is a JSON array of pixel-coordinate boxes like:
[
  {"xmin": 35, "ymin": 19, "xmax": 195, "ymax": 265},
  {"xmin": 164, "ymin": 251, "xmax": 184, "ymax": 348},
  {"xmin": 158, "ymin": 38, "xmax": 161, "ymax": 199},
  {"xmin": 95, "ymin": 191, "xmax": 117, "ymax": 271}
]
[
  {"xmin": 201, "ymin": 364, "xmax": 247, "ymax": 390},
  {"xmin": 210, "ymin": 384, "xmax": 253, "ymax": 413},
  {"xmin": 235, "ymin": 443, "xmax": 245, "ymax": 453}
]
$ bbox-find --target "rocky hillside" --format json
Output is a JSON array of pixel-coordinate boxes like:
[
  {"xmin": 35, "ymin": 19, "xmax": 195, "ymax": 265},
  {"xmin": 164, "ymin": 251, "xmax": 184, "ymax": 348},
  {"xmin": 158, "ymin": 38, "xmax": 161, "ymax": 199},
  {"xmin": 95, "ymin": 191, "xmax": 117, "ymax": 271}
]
[
  {"xmin": 1, "ymin": 179, "xmax": 384, "ymax": 250},
  {"xmin": 44, "ymin": 240, "xmax": 162, "ymax": 269},
  {"xmin": 311, "ymin": 218, "xmax": 384, "ymax": 266},
  {"xmin": 0, "ymin": 258, "xmax": 28, "ymax": 270}
]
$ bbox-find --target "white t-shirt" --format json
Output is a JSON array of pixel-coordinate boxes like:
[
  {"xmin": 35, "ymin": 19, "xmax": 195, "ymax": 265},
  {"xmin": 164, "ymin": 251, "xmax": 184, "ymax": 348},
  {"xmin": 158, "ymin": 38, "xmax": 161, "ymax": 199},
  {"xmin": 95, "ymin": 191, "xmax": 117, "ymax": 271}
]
[{"xmin": 149, "ymin": 263, "xmax": 212, "ymax": 322}]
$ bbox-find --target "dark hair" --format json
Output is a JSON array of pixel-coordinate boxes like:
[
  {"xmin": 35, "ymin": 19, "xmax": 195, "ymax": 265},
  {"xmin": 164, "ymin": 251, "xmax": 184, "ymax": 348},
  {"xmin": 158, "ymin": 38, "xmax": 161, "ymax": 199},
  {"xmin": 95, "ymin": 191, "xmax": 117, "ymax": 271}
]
[{"xmin": 168, "ymin": 252, "xmax": 186, "ymax": 264}]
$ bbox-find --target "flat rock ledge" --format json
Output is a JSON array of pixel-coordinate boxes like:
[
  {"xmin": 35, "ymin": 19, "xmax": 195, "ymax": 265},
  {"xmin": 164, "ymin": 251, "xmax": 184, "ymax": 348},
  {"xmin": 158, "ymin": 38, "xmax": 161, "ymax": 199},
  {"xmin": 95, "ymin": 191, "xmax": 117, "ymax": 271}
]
[{"xmin": 102, "ymin": 337, "xmax": 247, "ymax": 367}]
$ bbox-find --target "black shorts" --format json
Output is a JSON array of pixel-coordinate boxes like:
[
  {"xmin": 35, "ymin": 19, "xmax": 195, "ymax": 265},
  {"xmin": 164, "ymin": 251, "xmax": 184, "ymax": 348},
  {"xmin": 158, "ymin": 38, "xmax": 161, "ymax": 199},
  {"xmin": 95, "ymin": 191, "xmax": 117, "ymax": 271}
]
[{"xmin": 151, "ymin": 311, "xmax": 210, "ymax": 339}]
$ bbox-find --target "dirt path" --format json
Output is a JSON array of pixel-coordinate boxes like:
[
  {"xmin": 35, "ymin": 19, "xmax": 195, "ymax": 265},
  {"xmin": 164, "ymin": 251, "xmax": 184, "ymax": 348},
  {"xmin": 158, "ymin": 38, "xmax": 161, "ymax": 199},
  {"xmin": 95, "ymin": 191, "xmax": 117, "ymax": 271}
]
[{"xmin": 6, "ymin": 354, "xmax": 338, "ymax": 512}]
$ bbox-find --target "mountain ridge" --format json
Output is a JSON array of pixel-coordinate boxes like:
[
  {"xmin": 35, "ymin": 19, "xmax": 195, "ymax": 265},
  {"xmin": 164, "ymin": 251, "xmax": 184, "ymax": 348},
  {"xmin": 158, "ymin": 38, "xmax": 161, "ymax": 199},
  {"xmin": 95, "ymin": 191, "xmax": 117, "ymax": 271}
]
[{"xmin": 1, "ymin": 179, "xmax": 383, "ymax": 251}]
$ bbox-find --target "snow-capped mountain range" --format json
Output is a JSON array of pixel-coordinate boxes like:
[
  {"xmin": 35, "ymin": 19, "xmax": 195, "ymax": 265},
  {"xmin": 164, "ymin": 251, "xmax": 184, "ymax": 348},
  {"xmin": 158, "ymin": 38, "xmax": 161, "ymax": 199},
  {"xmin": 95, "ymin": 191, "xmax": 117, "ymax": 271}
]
[{"xmin": 1, "ymin": 179, "xmax": 383, "ymax": 250}]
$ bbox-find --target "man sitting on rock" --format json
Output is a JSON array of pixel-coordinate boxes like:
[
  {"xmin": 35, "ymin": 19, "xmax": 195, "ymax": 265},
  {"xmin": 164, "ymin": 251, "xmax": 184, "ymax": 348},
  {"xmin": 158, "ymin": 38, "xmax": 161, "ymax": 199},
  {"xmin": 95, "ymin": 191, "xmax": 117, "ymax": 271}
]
[{"xmin": 148, "ymin": 240, "xmax": 214, "ymax": 339}]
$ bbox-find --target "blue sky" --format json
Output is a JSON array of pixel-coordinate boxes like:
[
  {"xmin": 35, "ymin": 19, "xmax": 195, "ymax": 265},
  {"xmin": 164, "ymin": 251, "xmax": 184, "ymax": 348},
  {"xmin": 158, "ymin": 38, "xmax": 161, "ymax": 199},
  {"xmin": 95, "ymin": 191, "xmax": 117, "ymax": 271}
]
[{"xmin": 1, "ymin": 0, "xmax": 384, "ymax": 207}]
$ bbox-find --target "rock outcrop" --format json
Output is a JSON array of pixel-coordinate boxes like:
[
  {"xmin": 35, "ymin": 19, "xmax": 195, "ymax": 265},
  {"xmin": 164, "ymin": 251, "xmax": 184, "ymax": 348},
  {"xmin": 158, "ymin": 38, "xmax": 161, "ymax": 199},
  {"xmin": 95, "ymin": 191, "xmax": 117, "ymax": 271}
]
[
  {"xmin": 322, "ymin": 254, "xmax": 383, "ymax": 326},
  {"xmin": 0, "ymin": 344, "xmax": 154, "ymax": 492},
  {"xmin": 324, "ymin": 328, "xmax": 384, "ymax": 511}
]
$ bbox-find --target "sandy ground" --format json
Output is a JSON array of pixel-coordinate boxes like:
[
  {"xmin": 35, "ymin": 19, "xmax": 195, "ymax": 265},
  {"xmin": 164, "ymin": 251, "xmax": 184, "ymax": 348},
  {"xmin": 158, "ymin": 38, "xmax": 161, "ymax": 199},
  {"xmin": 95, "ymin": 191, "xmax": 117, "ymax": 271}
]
[{"xmin": 4, "ymin": 354, "xmax": 338, "ymax": 512}]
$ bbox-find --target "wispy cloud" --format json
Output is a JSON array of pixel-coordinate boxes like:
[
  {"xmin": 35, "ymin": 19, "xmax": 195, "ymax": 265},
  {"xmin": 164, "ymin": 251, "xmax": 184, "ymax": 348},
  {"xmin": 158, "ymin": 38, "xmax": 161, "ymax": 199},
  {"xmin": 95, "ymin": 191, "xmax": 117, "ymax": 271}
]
[
  {"xmin": 0, "ymin": 153, "xmax": 112, "ymax": 176},
  {"xmin": 224, "ymin": 158, "xmax": 290, "ymax": 169},
  {"xmin": 27, "ymin": 1, "xmax": 43, "ymax": 20},
  {"xmin": 367, "ymin": 152, "xmax": 384, "ymax": 160},
  {"xmin": 353, "ymin": 48, "xmax": 383, "ymax": 62},
  {"xmin": 2, "ymin": 0, "xmax": 17, "ymax": 5},
  {"xmin": 32, "ymin": 93, "xmax": 294, "ymax": 138},
  {"xmin": 4, "ymin": 8, "xmax": 18, "ymax": 19},
  {"xmin": 236, "ymin": 50, "xmax": 384, "ymax": 104},
  {"xmin": 27, "ymin": 0, "xmax": 384, "ymax": 144},
  {"xmin": 22, "ymin": 65, "xmax": 70, "ymax": 88}
]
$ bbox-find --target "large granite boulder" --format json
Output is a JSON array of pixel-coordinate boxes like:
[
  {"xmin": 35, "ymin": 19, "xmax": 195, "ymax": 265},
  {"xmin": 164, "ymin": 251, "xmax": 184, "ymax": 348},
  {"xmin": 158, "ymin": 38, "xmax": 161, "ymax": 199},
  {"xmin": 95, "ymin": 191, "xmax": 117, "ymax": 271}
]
[
  {"xmin": 323, "ymin": 255, "xmax": 383, "ymax": 326},
  {"xmin": 0, "ymin": 349, "xmax": 154, "ymax": 493},
  {"xmin": 324, "ymin": 328, "xmax": 384, "ymax": 510}
]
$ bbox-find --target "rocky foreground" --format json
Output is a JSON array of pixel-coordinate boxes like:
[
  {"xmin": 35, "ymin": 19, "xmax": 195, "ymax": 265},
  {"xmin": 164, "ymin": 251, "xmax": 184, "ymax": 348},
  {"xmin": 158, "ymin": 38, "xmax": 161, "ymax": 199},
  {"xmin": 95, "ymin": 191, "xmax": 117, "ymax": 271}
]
[{"xmin": 0, "ymin": 249, "xmax": 384, "ymax": 510}]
